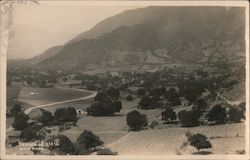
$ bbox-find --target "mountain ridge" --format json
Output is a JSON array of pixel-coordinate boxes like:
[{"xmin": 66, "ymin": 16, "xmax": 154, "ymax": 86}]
[{"xmin": 29, "ymin": 6, "xmax": 245, "ymax": 71}]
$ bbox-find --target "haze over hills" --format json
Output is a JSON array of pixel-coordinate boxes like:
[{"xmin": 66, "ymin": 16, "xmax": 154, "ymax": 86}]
[
  {"xmin": 28, "ymin": 6, "xmax": 245, "ymax": 71},
  {"xmin": 7, "ymin": 24, "xmax": 75, "ymax": 60}
]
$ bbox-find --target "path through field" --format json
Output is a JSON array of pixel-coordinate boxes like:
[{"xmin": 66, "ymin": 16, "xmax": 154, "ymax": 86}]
[{"xmin": 6, "ymin": 88, "xmax": 97, "ymax": 132}]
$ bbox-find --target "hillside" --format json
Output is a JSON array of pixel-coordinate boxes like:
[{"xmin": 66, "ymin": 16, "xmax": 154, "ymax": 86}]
[{"xmin": 29, "ymin": 6, "xmax": 245, "ymax": 71}]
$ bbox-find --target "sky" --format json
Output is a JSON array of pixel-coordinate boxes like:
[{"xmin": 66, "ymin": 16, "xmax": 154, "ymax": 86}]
[{"xmin": 8, "ymin": 4, "xmax": 142, "ymax": 59}]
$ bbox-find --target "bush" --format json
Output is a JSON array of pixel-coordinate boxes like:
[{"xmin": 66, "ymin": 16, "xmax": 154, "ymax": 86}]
[
  {"xmin": 161, "ymin": 107, "xmax": 177, "ymax": 123},
  {"xmin": 126, "ymin": 110, "xmax": 147, "ymax": 131},
  {"xmin": 39, "ymin": 109, "xmax": 54, "ymax": 125},
  {"xmin": 12, "ymin": 113, "xmax": 29, "ymax": 130},
  {"xmin": 126, "ymin": 95, "xmax": 134, "ymax": 101},
  {"xmin": 178, "ymin": 110, "xmax": 201, "ymax": 127},
  {"xmin": 187, "ymin": 133, "xmax": 212, "ymax": 153},
  {"xmin": 75, "ymin": 130, "xmax": 104, "ymax": 155},
  {"xmin": 10, "ymin": 104, "xmax": 22, "ymax": 117},
  {"xmin": 228, "ymin": 106, "xmax": 244, "ymax": 123},
  {"xmin": 20, "ymin": 127, "xmax": 37, "ymax": 142},
  {"xmin": 206, "ymin": 104, "xmax": 227, "ymax": 124}
]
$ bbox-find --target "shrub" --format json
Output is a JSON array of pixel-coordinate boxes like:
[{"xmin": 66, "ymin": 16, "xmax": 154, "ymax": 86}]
[
  {"xmin": 126, "ymin": 95, "xmax": 134, "ymax": 101},
  {"xmin": 39, "ymin": 109, "xmax": 54, "ymax": 125},
  {"xmin": 207, "ymin": 104, "xmax": 227, "ymax": 124},
  {"xmin": 161, "ymin": 107, "xmax": 177, "ymax": 123},
  {"xmin": 12, "ymin": 113, "xmax": 29, "ymax": 130},
  {"xmin": 10, "ymin": 104, "xmax": 22, "ymax": 117},
  {"xmin": 75, "ymin": 130, "xmax": 104, "ymax": 155},
  {"xmin": 178, "ymin": 110, "xmax": 201, "ymax": 127},
  {"xmin": 20, "ymin": 127, "xmax": 37, "ymax": 142},
  {"xmin": 126, "ymin": 110, "xmax": 147, "ymax": 131},
  {"xmin": 228, "ymin": 106, "xmax": 243, "ymax": 123},
  {"xmin": 187, "ymin": 133, "xmax": 212, "ymax": 153}
]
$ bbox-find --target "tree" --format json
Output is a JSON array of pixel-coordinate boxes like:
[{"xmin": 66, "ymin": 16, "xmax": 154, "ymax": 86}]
[
  {"xmin": 138, "ymin": 96, "xmax": 152, "ymax": 109},
  {"xmin": 126, "ymin": 95, "xmax": 134, "ymax": 101},
  {"xmin": 228, "ymin": 106, "xmax": 243, "ymax": 123},
  {"xmin": 20, "ymin": 127, "xmax": 37, "ymax": 142},
  {"xmin": 106, "ymin": 87, "xmax": 120, "ymax": 101},
  {"xmin": 187, "ymin": 133, "xmax": 212, "ymax": 153},
  {"xmin": 111, "ymin": 101, "xmax": 122, "ymax": 112},
  {"xmin": 161, "ymin": 107, "xmax": 177, "ymax": 123},
  {"xmin": 54, "ymin": 108, "xmax": 66, "ymax": 122},
  {"xmin": 178, "ymin": 110, "xmax": 201, "ymax": 127},
  {"xmin": 75, "ymin": 130, "xmax": 104, "ymax": 155},
  {"xmin": 47, "ymin": 135, "xmax": 75, "ymax": 155},
  {"xmin": 12, "ymin": 113, "xmax": 29, "ymax": 130},
  {"xmin": 165, "ymin": 88, "xmax": 181, "ymax": 106},
  {"xmin": 238, "ymin": 102, "xmax": 246, "ymax": 119},
  {"xmin": 39, "ymin": 109, "xmax": 54, "ymax": 125},
  {"xmin": 94, "ymin": 91, "xmax": 111, "ymax": 103},
  {"xmin": 137, "ymin": 88, "xmax": 146, "ymax": 96},
  {"xmin": 206, "ymin": 104, "xmax": 227, "ymax": 124},
  {"xmin": 193, "ymin": 98, "xmax": 207, "ymax": 112},
  {"xmin": 54, "ymin": 107, "xmax": 77, "ymax": 123},
  {"xmin": 10, "ymin": 104, "xmax": 22, "ymax": 117},
  {"xmin": 66, "ymin": 107, "xmax": 78, "ymax": 124},
  {"xmin": 126, "ymin": 110, "xmax": 147, "ymax": 131}
]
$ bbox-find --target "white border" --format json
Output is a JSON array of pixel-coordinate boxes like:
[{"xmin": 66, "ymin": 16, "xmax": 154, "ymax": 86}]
[{"xmin": 0, "ymin": 1, "xmax": 249, "ymax": 160}]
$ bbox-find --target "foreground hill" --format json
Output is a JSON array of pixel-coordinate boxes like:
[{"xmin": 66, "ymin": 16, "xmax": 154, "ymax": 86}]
[{"xmin": 29, "ymin": 6, "xmax": 245, "ymax": 71}]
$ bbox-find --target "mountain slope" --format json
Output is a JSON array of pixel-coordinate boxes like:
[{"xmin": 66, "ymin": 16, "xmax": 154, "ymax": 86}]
[{"xmin": 31, "ymin": 6, "xmax": 245, "ymax": 70}]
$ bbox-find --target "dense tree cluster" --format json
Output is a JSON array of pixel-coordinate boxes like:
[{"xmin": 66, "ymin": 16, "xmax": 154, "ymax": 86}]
[
  {"xmin": 87, "ymin": 88, "xmax": 122, "ymax": 116},
  {"xmin": 47, "ymin": 130, "xmax": 104, "ymax": 155},
  {"xmin": 178, "ymin": 109, "xmax": 202, "ymax": 127}
]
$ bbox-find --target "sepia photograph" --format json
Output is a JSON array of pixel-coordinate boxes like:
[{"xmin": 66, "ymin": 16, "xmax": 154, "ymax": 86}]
[{"xmin": 0, "ymin": 0, "xmax": 249, "ymax": 159}]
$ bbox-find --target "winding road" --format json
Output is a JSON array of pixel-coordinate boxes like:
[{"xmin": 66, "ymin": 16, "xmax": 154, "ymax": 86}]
[{"xmin": 7, "ymin": 88, "xmax": 97, "ymax": 132}]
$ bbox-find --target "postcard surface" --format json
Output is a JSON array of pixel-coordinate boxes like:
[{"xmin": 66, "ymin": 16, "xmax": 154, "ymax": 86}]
[{"xmin": 0, "ymin": 1, "xmax": 249, "ymax": 159}]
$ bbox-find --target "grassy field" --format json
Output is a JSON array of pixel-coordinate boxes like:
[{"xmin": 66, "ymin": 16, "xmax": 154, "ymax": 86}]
[
  {"xmin": 107, "ymin": 123, "xmax": 245, "ymax": 155},
  {"xmin": 6, "ymin": 87, "xmax": 246, "ymax": 155},
  {"xmin": 7, "ymin": 86, "xmax": 93, "ymax": 128},
  {"xmin": 17, "ymin": 87, "xmax": 92, "ymax": 106}
]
